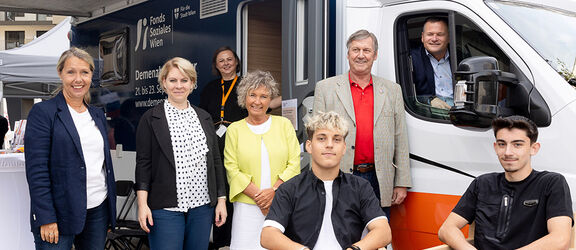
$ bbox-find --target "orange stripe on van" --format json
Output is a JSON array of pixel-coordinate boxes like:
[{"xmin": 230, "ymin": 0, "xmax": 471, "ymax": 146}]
[{"xmin": 390, "ymin": 192, "xmax": 469, "ymax": 250}]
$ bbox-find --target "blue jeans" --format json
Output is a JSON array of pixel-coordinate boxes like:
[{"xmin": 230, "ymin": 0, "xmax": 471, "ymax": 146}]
[
  {"xmin": 33, "ymin": 199, "xmax": 110, "ymax": 250},
  {"xmin": 353, "ymin": 170, "xmax": 391, "ymax": 219},
  {"xmin": 148, "ymin": 204, "xmax": 214, "ymax": 250}
]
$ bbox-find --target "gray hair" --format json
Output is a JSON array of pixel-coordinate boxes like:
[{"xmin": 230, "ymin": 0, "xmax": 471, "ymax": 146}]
[
  {"xmin": 236, "ymin": 70, "xmax": 279, "ymax": 108},
  {"xmin": 346, "ymin": 29, "xmax": 378, "ymax": 52},
  {"xmin": 305, "ymin": 111, "xmax": 349, "ymax": 139}
]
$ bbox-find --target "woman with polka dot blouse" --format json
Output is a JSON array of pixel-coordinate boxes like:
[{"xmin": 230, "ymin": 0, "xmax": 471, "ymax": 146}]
[
  {"xmin": 224, "ymin": 70, "xmax": 301, "ymax": 249},
  {"xmin": 135, "ymin": 57, "xmax": 227, "ymax": 249}
]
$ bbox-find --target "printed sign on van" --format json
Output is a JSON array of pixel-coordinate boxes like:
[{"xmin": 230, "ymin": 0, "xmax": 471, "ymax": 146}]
[
  {"xmin": 174, "ymin": 5, "xmax": 196, "ymax": 20},
  {"xmin": 134, "ymin": 12, "xmax": 173, "ymax": 51}
]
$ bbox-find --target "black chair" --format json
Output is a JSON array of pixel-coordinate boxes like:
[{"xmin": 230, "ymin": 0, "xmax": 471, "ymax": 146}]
[{"xmin": 105, "ymin": 180, "xmax": 148, "ymax": 250}]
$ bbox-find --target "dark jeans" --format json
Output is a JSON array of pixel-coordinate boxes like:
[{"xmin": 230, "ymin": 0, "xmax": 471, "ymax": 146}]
[
  {"xmin": 33, "ymin": 198, "xmax": 110, "ymax": 250},
  {"xmin": 148, "ymin": 204, "xmax": 214, "ymax": 250},
  {"xmin": 353, "ymin": 170, "xmax": 391, "ymax": 219}
]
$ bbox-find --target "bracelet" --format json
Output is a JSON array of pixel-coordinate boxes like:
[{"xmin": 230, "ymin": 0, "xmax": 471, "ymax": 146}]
[
  {"xmin": 300, "ymin": 247, "xmax": 310, "ymax": 250},
  {"xmin": 348, "ymin": 244, "xmax": 361, "ymax": 250}
]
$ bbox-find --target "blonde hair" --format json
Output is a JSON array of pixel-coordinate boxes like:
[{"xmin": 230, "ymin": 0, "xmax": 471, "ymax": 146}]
[
  {"xmin": 158, "ymin": 57, "xmax": 198, "ymax": 91},
  {"xmin": 55, "ymin": 47, "xmax": 95, "ymax": 103},
  {"xmin": 236, "ymin": 70, "xmax": 279, "ymax": 108},
  {"xmin": 305, "ymin": 111, "xmax": 349, "ymax": 139}
]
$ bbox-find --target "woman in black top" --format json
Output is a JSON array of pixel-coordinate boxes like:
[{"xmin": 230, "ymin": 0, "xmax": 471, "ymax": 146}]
[
  {"xmin": 199, "ymin": 47, "xmax": 246, "ymax": 249},
  {"xmin": 200, "ymin": 46, "xmax": 247, "ymax": 137}
]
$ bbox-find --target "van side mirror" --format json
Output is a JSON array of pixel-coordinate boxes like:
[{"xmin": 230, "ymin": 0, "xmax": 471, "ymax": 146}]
[{"xmin": 449, "ymin": 56, "xmax": 518, "ymax": 127}]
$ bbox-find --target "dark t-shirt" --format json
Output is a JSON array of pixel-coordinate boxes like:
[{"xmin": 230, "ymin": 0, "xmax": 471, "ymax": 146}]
[
  {"xmin": 453, "ymin": 170, "xmax": 573, "ymax": 250},
  {"xmin": 265, "ymin": 169, "xmax": 386, "ymax": 248}
]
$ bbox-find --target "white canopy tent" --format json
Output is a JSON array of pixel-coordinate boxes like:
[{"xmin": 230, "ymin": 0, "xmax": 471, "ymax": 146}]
[
  {"xmin": 0, "ymin": 0, "xmax": 148, "ymax": 20},
  {"xmin": 0, "ymin": 0, "xmax": 148, "ymax": 98},
  {"xmin": 0, "ymin": 16, "xmax": 71, "ymax": 99}
]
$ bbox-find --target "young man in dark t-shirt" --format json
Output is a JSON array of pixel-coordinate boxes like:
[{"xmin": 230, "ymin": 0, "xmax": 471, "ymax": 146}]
[
  {"xmin": 260, "ymin": 111, "xmax": 390, "ymax": 250},
  {"xmin": 438, "ymin": 116, "xmax": 573, "ymax": 249}
]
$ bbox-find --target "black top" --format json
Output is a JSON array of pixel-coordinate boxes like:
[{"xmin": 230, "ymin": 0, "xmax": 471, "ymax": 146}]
[
  {"xmin": 134, "ymin": 101, "xmax": 226, "ymax": 209},
  {"xmin": 199, "ymin": 77, "xmax": 248, "ymax": 155},
  {"xmin": 453, "ymin": 170, "xmax": 573, "ymax": 249},
  {"xmin": 199, "ymin": 77, "xmax": 248, "ymax": 125},
  {"xmin": 0, "ymin": 115, "xmax": 8, "ymax": 148},
  {"xmin": 266, "ymin": 169, "xmax": 386, "ymax": 248}
]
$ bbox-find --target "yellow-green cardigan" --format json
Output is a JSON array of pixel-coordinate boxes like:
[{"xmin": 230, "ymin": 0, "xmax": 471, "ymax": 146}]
[{"xmin": 224, "ymin": 115, "xmax": 300, "ymax": 204}]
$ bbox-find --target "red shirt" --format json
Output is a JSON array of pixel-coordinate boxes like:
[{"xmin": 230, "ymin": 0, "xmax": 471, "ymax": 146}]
[{"xmin": 349, "ymin": 73, "xmax": 375, "ymax": 165}]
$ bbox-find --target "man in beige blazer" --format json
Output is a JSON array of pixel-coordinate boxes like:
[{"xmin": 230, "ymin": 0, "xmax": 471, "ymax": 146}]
[{"xmin": 313, "ymin": 29, "xmax": 411, "ymax": 217}]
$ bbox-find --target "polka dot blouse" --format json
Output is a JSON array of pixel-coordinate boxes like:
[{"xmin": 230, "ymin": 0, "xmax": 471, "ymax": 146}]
[{"xmin": 164, "ymin": 100, "xmax": 211, "ymax": 212}]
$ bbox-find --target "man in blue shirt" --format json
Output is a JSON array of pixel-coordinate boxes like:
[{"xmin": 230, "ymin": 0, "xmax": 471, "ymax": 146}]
[
  {"xmin": 411, "ymin": 16, "xmax": 453, "ymax": 109},
  {"xmin": 261, "ymin": 111, "xmax": 390, "ymax": 250}
]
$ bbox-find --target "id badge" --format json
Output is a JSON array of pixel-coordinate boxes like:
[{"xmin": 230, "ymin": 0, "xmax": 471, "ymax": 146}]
[{"xmin": 216, "ymin": 124, "xmax": 227, "ymax": 137}]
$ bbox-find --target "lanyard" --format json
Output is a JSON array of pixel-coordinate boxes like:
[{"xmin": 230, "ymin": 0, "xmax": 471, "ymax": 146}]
[{"xmin": 220, "ymin": 76, "xmax": 238, "ymax": 121}]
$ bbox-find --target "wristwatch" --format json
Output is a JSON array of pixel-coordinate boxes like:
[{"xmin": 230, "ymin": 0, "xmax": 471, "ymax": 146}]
[
  {"xmin": 428, "ymin": 95, "xmax": 437, "ymax": 105},
  {"xmin": 348, "ymin": 244, "xmax": 361, "ymax": 250}
]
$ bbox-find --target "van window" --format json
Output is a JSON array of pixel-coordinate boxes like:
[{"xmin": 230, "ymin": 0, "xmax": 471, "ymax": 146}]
[
  {"xmin": 396, "ymin": 12, "xmax": 523, "ymax": 122},
  {"xmin": 486, "ymin": 0, "xmax": 576, "ymax": 84}
]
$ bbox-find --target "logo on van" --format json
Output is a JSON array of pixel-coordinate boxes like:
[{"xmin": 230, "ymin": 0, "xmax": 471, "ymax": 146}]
[
  {"xmin": 135, "ymin": 18, "xmax": 148, "ymax": 51},
  {"xmin": 134, "ymin": 13, "xmax": 171, "ymax": 52}
]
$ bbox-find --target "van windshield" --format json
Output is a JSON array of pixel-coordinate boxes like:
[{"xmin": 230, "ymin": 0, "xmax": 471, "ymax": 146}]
[{"xmin": 486, "ymin": 0, "xmax": 576, "ymax": 84}]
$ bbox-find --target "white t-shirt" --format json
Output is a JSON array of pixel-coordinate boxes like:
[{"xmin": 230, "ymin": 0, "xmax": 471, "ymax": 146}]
[
  {"xmin": 311, "ymin": 181, "xmax": 341, "ymax": 250},
  {"xmin": 68, "ymin": 105, "xmax": 107, "ymax": 209}
]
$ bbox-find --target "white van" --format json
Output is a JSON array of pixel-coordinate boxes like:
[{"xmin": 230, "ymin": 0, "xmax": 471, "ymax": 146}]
[{"xmin": 338, "ymin": 0, "xmax": 576, "ymax": 248}]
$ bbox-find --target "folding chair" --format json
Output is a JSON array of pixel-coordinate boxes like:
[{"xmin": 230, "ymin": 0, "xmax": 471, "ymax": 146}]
[{"xmin": 105, "ymin": 180, "xmax": 148, "ymax": 250}]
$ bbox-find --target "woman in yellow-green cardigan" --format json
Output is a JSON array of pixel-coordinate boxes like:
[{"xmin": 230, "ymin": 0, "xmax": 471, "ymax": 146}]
[{"xmin": 224, "ymin": 70, "xmax": 300, "ymax": 250}]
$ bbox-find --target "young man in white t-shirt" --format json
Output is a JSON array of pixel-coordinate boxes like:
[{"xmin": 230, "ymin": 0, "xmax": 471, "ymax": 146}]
[{"xmin": 261, "ymin": 111, "xmax": 390, "ymax": 250}]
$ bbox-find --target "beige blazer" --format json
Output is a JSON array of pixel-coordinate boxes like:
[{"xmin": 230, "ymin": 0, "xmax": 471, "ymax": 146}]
[{"xmin": 313, "ymin": 73, "xmax": 411, "ymax": 207}]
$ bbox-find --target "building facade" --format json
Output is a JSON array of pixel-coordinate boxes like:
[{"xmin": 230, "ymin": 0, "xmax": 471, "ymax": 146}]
[{"xmin": 0, "ymin": 12, "xmax": 66, "ymax": 50}]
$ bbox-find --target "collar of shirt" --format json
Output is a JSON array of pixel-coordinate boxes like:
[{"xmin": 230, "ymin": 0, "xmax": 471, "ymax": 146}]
[
  {"xmin": 425, "ymin": 49, "xmax": 450, "ymax": 64},
  {"xmin": 165, "ymin": 99, "xmax": 193, "ymax": 113},
  {"xmin": 348, "ymin": 71, "xmax": 373, "ymax": 89},
  {"xmin": 308, "ymin": 169, "xmax": 344, "ymax": 184}
]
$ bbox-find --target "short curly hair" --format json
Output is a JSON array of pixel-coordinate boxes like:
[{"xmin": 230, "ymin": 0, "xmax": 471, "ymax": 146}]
[{"xmin": 236, "ymin": 70, "xmax": 279, "ymax": 108}]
